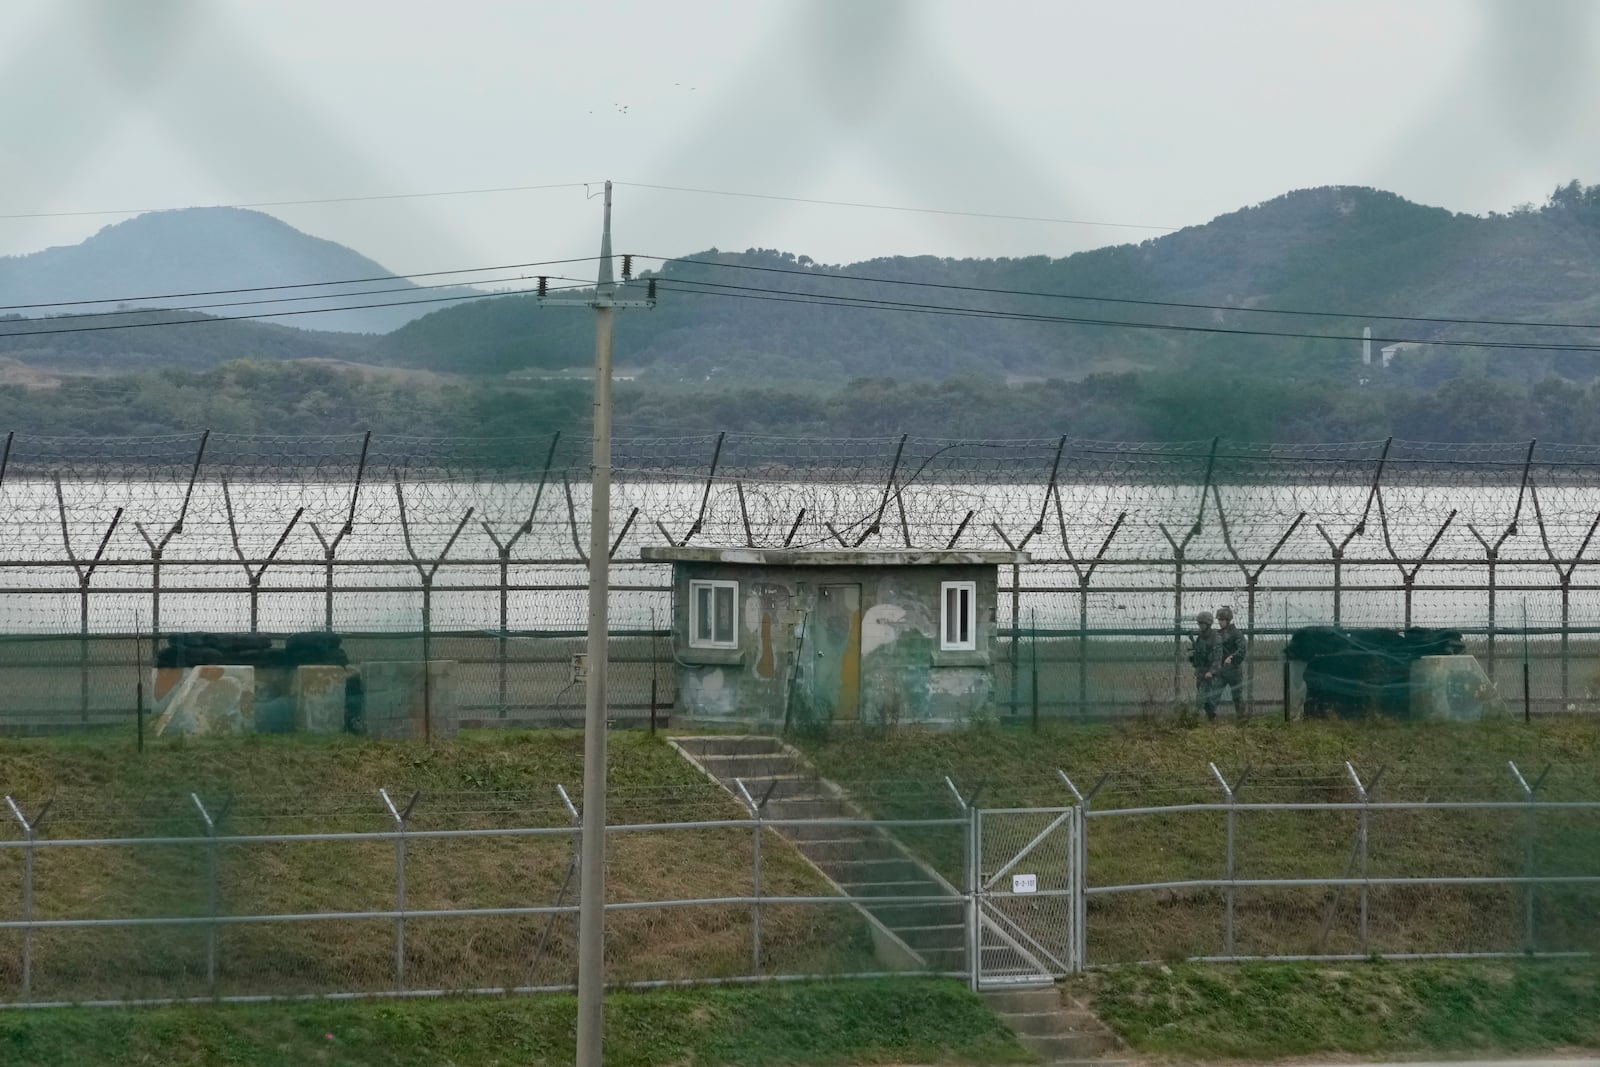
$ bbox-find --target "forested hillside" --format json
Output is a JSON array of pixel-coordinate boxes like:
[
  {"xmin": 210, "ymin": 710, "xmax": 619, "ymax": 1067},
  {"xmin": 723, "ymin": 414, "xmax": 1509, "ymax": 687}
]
[
  {"xmin": 3, "ymin": 359, "xmax": 1596, "ymax": 444},
  {"xmin": 5, "ymin": 183, "xmax": 1600, "ymax": 443},
  {"xmin": 374, "ymin": 182, "xmax": 1600, "ymax": 386}
]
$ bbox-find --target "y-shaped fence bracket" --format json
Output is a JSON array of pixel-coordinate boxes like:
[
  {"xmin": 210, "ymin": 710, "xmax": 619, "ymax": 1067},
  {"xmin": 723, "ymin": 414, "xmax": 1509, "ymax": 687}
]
[
  {"xmin": 733, "ymin": 775, "xmax": 782, "ymax": 970},
  {"xmin": 529, "ymin": 784, "xmax": 583, "ymax": 985},
  {"xmin": 1316, "ymin": 762, "xmax": 1385, "ymax": 950},
  {"xmin": 1508, "ymin": 760, "xmax": 1552, "ymax": 952},
  {"xmin": 681, "ymin": 431, "xmax": 726, "ymax": 546},
  {"xmin": 5, "ymin": 794, "xmax": 53, "ymax": 1001},
  {"xmin": 1208, "ymin": 761, "xmax": 1250, "ymax": 958},
  {"xmin": 1016, "ymin": 436, "xmax": 1066, "ymax": 552}
]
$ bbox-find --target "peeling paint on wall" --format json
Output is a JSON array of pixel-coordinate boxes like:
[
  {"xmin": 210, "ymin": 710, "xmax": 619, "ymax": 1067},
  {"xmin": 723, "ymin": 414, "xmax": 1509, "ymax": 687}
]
[
  {"xmin": 861, "ymin": 603, "xmax": 907, "ymax": 655},
  {"xmin": 756, "ymin": 612, "xmax": 775, "ymax": 679},
  {"xmin": 682, "ymin": 665, "xmax": 741, "ymax": 719},
  {"xmin": 662, "ymin": 555, "xmax": 1008, "ymax": 728}
]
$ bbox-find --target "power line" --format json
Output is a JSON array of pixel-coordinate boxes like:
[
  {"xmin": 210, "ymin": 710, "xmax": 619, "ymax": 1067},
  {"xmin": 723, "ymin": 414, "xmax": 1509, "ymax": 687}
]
[
  {"xmin": 643, "ymin": 255, "xmax": 1600, "ymax": 334},
  {"xmin": 0, "ymin": 282, "xmax": 592, "ymax": 341},
  {"xmin": 0, "ymin": 257, "xmax": 601, "ymax": 314},
  {"xmin": 654, "ymin": 278, "xmax": 1600, "ymax": 353},
  {"xmin": 0, "ymin": 183, "xmax": 594, "ymax": 222},
  {"xmin": 616, "ymin": 182, "xmax": 1180, "ymax": 232},
  {"xmin": 5, "ymin": 273, "xmax": 594, "ymax": 327},
  {"xmin": 11, "ymin": 249, "xmax": 1599, "ymax": 355}
]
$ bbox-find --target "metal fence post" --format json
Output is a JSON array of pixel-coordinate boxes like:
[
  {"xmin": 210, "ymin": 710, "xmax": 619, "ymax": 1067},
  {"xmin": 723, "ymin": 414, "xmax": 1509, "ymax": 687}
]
[
  {"xmin": 1343, "ymin": 762, "xmax": 1376, "ymax": 953},
  {"xmin": 191, "ymin": 793, "xmax": 221, "ymax": 993},
  {"xmin": 381, "ymin": 788, "xmax": 419, "ymax": 990},
  {"xmin": 1209, "ymin": 762, "xmax": 1249, "ymax": 958},
  {"xmin": 1559, "ymin": 578, "xmax": 1571, "ymax": 706},
  {"xmin": 497, "ymin": 542, "xmax": 511, "ymax": 714},
  {"xmin": 1508, "ymin": 761, "xmax": 1550, "ymax": 953},
  {"xmin": 946, "ymin": 776, "xmax": 977, "ymax": 989},
  {"xmin": 1057, "ymin": 504, "xmax": 1123, "ymax": 723},
  {"xmin": 55, "ymin": 480, "xmax": 123, "ymax": 725},
  {"xmin": 5, "ymin": 796, "xmax": 50, "ymax": 1003},
  {"xmin": 1171, "ymin": 541, "xmax": 1185, "ymax": 703},
  {"xmin": 1076, "ymin": 576, "xmax": 1090, "ymax": 719},
  {"xmin": 1010, "ymin": 560, "xmax": 1021, "ymax": 716},
  {"xmin": 733, "ymin": 778, "xmax": 776, "ymax": 974},
  {"xmin": 1059, "ymin": 770, "xmax": 1108, "ymax": 973},
  {"xmin": 1030, "ymin": 609, "xmax": 1039, "ymax": 731},
  {"xmin": 421, "ymin": 575, "xmax": 434, "ymax": 739}
]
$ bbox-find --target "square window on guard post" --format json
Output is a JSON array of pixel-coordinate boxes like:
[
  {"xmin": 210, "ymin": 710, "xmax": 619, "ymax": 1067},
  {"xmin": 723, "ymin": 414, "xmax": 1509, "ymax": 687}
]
[
  {"xmin": 690, "ymin": 579, "xmax": 738, "ymax": 649},
  {"xmin": 941, "ymin": 581, "xmax": 976, "ymax": 651}
]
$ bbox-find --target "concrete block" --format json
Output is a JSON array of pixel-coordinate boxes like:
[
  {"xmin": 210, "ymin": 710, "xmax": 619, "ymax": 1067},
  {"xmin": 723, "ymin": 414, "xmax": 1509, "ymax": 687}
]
[
  {"xmin": 295, "ymin": 666, "xmax": 354, "ymax": 734},
  {"xmin": 356, "ymin": 661, "xmax": 457, "ymax": 740},
  {"xmin": 254, "ymin": 667, "xmax": 296, "ymax": 734},
  {"xmin": 1410, "ymin": 655, "xmax": 1504, "ymax": 721},
  {"xmin": 150, "ymin": 666, "xmax": 256, "ymax": 737}
]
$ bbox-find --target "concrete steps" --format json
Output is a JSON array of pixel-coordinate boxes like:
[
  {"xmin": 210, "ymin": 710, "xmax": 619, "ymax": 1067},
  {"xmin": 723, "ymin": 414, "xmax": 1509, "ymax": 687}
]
[
  {"xmin": 670, "ymin": 734, "xmax": 966, "ymax": 976},
  {"xmin": 671, "ymin": 734, "xmax": 1125, "ymax": 1066},
  {"xmin": 981, "ymin": 987, "xmax": 1125, "ymax": 1066}
]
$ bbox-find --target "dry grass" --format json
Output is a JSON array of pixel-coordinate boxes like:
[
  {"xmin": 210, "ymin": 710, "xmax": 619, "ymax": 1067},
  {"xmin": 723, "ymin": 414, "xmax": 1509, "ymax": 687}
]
[
  {"xmin": 0, "ymin": 730, "xmax": 875, "ymax": 1002},
  {"xmin": 801, "ymin": 716, "xmax": 1600, "ymax": 963}
]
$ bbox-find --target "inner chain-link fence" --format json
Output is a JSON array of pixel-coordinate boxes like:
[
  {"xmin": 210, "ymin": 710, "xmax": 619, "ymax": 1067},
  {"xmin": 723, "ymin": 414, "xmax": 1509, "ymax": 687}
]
[
  {"xmin": 1, "ymin": 763, "xmax": 1595, "ymax": 1005},
  {"xmin": 6, "ymin": 431, "xmax": 1600, "ymax": 731}
]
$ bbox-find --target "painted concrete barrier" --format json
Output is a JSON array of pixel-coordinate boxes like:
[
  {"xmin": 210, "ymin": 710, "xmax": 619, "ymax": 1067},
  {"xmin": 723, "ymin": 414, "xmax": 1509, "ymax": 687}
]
[
  {"xmin": 151, "ymin": 665, "xmax": 256, "ymax": 736},
  {"xmin": 1410, "ymin": 655, "xmax": 1506, "ymax": 721},
  {"xmin": 147, "ymin": 662, "xmax": 454, "ymax": 739}
]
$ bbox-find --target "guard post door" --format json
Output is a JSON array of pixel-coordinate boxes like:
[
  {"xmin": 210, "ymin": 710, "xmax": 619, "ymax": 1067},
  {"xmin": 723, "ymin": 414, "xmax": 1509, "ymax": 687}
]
[{"xmin": 803, "ymin": 583, "xmax": 861, "ymax": 722}]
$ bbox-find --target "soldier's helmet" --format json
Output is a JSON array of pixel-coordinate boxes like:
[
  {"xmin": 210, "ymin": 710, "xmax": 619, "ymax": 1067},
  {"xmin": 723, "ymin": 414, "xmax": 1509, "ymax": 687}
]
[
  {"xmin": 1196, "ymin": 611, "xmax": 1213, "ymax": 626},
  {"xmin": 1216, "ymin": 606, "xmax": 1234, "ymax": 622}
]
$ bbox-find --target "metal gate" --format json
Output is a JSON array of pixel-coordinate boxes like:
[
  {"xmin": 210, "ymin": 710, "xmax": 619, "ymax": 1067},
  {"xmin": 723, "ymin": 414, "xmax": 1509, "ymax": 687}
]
[{"xmin": 972, "ymin": 806, "xmax": 1079, "ymax": 987}]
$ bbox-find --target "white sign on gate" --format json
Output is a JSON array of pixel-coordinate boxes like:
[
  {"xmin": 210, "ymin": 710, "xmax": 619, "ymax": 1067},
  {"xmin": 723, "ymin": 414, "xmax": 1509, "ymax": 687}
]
[{"xmin": 1012, "ymin": 873, "xmax": 1038, "ymax": 894}]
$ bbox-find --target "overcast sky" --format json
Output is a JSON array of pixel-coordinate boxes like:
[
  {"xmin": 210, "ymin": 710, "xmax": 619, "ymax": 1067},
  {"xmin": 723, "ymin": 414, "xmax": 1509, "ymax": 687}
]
[{"xmin": 1, "ymin": 0, "xmax": 1597, "ymax": 279}]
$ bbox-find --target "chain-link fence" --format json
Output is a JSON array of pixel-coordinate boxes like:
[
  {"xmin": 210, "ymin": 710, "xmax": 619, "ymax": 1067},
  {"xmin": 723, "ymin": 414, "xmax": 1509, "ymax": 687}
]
[
  {"xmin": 0, "ymin": 784, "xmax": 962, "ymax": 1006},
  {"xmin": 1070, "ymin": 760, "xmax": 1600, "ymax": 967},
  {"xmin": 6, "ymin": 431, "xmax": 1600, "ymax": 731},
  {"xmin": 2, "ymin": 766, "xmax": 1595, "ymax": 1005}
]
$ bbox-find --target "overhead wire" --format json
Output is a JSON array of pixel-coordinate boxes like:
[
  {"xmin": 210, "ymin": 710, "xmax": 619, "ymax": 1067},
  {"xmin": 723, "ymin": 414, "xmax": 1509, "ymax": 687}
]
[
  {"xmin": 5, "ymin": 239, "xmax": 1598, "ymax": 353},
  {"xmin": 0, "ymin": 256, "xmax": 603, "ymax": 314},
  {"xmin": 651, "ymin": 278, "xmax": 1600, "ymax": 352},
  {"xmin": 3, "ymin": 273, "xmax": 594, "ymax": 327},
  {"xmin": 14, "ymin": 264, "xmax": 1587, "ymax": 351},
  {"xmin": 642, "ymin": 254, "xmax": 1600, "ymax": 333},
  {"xmin": 0, "ymin": 281, "xmax": 594, "ymax": 340}
]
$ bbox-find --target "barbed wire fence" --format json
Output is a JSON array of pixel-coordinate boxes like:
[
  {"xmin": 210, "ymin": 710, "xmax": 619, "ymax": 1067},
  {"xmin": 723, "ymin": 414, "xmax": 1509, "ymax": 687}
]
[{"xmin": 4, "ymin": 430, "xmax": 1600, "ymax": 732}]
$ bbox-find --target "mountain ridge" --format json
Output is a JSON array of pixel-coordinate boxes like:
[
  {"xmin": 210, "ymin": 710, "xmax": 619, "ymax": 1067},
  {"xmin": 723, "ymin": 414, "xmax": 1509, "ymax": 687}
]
[
  {"xmin": 0, "ymin": 207, "xmax": 477, "ymax": 335},
  {"xmin": 2, "ymin": 182, "xmax": 1599, "ymax": 389}
]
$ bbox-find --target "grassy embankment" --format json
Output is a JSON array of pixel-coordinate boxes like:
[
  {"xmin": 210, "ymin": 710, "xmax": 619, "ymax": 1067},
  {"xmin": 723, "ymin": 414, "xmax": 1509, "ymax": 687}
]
[
  {"xmin": 0, "ymin": 978, "xmax": 1031, "ymax": 1067},
  {"xmin": 1070, "ymin": 958, "xmax": 1600, "ymax": 1061},
  {"xmin": 800, "ymin": 716, "xmax": 1600, "ymax": 961},
  {"xmin": 0, "ymin": 730, "xmax": 874, "ymax": 1002}
]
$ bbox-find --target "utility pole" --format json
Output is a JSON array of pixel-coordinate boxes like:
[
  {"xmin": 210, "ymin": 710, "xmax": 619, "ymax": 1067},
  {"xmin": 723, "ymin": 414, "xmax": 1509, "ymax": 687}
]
[{"xmin": 542, "ymin": 180, "xmax": 654, "ymax": 1067}]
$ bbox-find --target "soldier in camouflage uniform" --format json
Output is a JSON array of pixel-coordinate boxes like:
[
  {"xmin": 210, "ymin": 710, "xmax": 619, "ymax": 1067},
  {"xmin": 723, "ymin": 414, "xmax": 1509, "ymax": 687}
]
[
  {"xmin": 1215, "ymin": 605, "xmax": 1248, "ymax": 719},
  {"xmin": 1189, "ymin": 610, "xmax": 1223, "ymax": 721}
]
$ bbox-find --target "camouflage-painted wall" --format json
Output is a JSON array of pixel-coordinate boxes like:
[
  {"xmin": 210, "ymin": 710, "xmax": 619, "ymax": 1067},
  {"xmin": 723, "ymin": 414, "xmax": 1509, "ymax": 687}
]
[{"xmin": 642, "ymin": 549, "xmax": 1023, "ymax": 728}]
